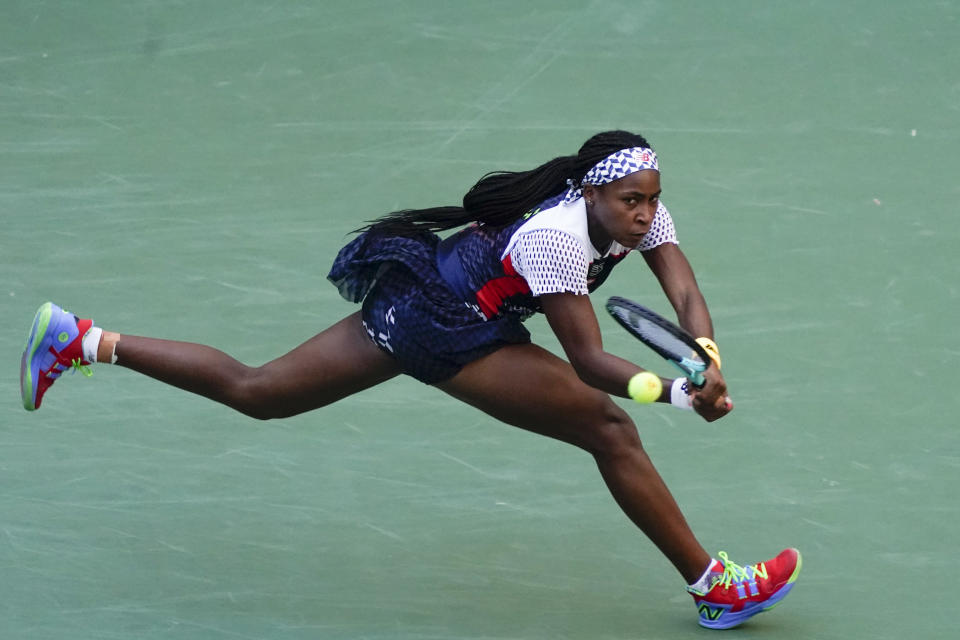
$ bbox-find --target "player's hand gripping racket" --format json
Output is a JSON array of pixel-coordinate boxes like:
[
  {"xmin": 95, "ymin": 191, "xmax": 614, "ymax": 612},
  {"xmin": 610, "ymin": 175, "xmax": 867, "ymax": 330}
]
[{"xmin": 605, "ymin": 296, "xmax": 711, "ymax": 387}]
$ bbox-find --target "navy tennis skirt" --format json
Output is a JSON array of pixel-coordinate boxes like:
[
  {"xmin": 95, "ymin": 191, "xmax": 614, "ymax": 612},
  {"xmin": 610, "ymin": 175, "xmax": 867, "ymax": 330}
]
[{"xmin": 327, "ymin": 230, "xmax": 531, "ymax": 384}]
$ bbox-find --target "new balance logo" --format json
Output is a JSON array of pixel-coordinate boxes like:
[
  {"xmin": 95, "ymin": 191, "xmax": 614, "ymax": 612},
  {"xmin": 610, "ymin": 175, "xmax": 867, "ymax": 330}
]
[{"xmin": 698, "ymin": 604, "xmax": 724, "ymax": 621}]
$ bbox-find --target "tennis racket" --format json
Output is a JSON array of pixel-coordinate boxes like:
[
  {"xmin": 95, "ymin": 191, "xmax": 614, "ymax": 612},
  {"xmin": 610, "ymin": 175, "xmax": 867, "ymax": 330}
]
[{"xmin": 605, "ymin": 296, "xmax": 711, "ymax": 387}]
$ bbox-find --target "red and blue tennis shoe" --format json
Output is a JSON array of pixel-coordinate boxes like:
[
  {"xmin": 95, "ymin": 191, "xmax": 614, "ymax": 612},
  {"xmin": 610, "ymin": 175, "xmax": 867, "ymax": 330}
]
[
  {"xmin": 688, "ymin": 548, "xmax": 802, "ymax": 629},
  {"xmin": 20, "ymin": 302, "xmax": 95, "ymax": 411}
]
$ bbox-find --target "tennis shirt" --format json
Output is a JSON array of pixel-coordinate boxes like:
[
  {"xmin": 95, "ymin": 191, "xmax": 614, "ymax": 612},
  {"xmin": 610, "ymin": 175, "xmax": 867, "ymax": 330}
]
[{"xmin": 435, "ymin": 192, "xmax": 678, "ymax": 321}]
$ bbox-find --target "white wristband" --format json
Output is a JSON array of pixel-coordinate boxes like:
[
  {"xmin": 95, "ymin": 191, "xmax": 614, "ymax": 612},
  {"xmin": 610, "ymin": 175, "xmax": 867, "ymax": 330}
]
[{"xmin": 670, "ymin": 378, "xmax": 694, "ymax": 410}]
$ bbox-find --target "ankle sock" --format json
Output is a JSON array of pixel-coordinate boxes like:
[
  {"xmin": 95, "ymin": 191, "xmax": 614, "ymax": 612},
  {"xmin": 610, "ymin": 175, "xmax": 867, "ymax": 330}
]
[
  {"xmin": 81, "ymin": 326, "xmax": 102, "ymax": 363},
  {"xmin": 688, "ymin": 558, "xmax": 721, "ymax": 594}
]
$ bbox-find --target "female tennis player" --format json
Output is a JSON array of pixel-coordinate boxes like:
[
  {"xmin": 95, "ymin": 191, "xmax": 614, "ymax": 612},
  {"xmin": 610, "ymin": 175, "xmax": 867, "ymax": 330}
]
[{"xmin": 20, "ymin": 130, "xmax": 800, "ymax": 629}]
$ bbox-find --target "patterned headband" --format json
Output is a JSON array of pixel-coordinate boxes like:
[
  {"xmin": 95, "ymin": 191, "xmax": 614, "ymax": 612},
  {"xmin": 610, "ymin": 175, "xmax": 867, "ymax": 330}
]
[{"xmin": 562, "ymin": 146, "xmax": 659, "ymax": 204}]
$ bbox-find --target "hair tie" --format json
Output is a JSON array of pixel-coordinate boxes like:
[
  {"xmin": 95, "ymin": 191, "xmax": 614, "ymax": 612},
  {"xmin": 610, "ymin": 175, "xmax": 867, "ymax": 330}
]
[{"xmin": 562, "ymin": 147, "xmax": 659, "ymax": 204}]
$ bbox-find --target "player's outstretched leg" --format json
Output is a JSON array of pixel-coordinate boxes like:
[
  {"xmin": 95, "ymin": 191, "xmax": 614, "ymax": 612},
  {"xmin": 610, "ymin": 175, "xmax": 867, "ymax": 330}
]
[
  {"xmin": 437, "ymin": 342, "xmax": 801, "ymax": 629},
  {"xmin": 20, "ymin": 303, "xmax": 402, "ymax": 418}
]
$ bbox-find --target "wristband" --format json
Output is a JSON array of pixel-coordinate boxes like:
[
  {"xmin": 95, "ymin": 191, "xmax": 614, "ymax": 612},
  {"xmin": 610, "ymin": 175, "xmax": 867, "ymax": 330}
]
[
  {"xmin": 670, "ymin": 378, "xmax": 694, "ymax": 410},
  {"xmin": 695, "ymin": 337, "xmax": 721, "ymax": 370}
]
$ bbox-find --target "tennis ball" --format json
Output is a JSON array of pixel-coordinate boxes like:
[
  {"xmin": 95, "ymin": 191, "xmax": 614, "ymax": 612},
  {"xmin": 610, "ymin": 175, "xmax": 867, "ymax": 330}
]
[{"xmin": 628, "ymin": 371, "xmax": 662, "ymax": 404}]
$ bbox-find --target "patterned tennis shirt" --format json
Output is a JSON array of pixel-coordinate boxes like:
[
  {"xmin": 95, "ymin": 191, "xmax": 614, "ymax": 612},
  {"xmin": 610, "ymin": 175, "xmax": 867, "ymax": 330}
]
[{"xmin": 435, "ymin": 192, "xmax": 678, "ymax": 320}]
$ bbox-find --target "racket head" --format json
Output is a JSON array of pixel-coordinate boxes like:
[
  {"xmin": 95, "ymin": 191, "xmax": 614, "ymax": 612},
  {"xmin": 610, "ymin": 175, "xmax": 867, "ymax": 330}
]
[{"xmin": 605, "ymin": 296, "xmax": 711, "ymax": 386}]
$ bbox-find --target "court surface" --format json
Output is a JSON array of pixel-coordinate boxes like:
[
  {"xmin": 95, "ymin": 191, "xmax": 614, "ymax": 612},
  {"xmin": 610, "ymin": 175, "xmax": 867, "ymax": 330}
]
[{"xmin": 2, "ymin": 2, "xmax": 958, "ymax": 638}]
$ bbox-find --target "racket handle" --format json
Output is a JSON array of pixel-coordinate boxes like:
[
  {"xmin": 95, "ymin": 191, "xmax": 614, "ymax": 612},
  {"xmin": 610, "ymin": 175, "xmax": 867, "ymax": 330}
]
[{"xmin": 671, "ymin": 380, "xmax": 734, "ymax": 413}]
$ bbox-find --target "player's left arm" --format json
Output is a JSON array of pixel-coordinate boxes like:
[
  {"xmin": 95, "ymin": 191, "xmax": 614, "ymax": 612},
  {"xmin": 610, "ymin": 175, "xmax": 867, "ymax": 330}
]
[
  {"xmin": 641, "ymin": 242, "xmax": 729, "ymax": 414},
  {"xmin": 641, "ymin": 242, "xmax": 713, "ymax": 338}
]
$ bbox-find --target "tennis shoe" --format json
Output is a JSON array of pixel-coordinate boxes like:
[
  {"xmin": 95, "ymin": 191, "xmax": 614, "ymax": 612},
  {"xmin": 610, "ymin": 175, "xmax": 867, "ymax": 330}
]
[
  {"xmin": 688, "ymin": 548, "xmax": 801, "ymax": 630},
  {"xmin": 20, "ymin": 302, "xmax": 95, "ymax": 411}
]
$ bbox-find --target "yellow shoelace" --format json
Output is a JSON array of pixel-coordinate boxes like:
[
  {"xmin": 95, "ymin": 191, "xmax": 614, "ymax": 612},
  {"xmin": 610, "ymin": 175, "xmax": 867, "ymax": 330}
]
[
  {"xmin": 715, "ymin": 551, "xmax": 768, "ymax": 589},
  {"xmin": 70, "ymin": 358, "xmax": 93, "ymax": 377}
]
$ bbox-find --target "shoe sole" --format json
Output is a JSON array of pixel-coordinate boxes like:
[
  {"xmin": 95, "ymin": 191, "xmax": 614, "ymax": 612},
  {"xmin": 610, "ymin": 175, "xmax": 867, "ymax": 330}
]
[
  {"xmin": 698, "ymin": 549, "xmax": 803, "ymax": 630},
  {"xmin": 20, "ymin": 302, "xmax": 54, "ymax": 411}
]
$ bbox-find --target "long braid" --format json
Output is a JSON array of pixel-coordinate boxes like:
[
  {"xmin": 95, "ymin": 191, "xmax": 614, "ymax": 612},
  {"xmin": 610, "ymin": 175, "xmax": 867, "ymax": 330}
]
[
  {"xmin": 358, "ymin": 130, "xmax": 652, "ymax": 235},
  {"xmin": 460, "ymin": 155, "xmax": 576, "ymax": 227}
]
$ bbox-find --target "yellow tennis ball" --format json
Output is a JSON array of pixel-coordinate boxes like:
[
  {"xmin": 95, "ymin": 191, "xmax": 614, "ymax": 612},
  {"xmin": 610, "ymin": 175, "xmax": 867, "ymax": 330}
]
[{"xmin": 628, "ymin": 371, "xmax": 662, "ymax": 404}]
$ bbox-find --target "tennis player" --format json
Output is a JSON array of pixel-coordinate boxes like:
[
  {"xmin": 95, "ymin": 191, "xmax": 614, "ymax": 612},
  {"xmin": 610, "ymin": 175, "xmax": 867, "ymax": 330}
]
[{"xmin": 20, "ymin": 130, "xmax": 800, "ymax": 629}]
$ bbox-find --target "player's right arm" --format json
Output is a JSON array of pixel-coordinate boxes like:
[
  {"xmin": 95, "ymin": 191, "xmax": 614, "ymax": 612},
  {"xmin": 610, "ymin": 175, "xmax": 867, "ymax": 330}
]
[{"xmin": 540, "ymin": 292, "xmax": 667, "ymax": 402}]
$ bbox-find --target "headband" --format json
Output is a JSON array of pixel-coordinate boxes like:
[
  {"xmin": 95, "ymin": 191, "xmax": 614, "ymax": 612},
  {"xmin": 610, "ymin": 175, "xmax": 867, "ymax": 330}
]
[{"xmin": 562, "ymin": 146, "xmax": 659, "ymax": 204}]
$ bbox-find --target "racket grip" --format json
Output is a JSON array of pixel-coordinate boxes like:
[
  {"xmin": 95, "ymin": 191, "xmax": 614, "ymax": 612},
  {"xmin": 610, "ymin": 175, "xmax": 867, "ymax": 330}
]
[{"xmin": 672, "ymin": 380, "xmax": 734, "ymax": 413}]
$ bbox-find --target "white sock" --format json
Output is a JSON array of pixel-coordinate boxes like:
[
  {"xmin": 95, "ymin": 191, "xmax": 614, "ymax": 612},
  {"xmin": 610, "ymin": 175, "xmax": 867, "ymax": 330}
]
[
  {"xmin": 687, "ymin": 558, "xmax": 721, "ymax": 594},
  {"xmin": 81, "ymin": 326, "xmax": 103, "ymax": 363}
]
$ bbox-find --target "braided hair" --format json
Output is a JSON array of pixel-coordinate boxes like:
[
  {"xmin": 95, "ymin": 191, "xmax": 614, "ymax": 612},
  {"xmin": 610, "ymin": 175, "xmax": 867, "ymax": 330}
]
[{"xmin": 358, "ymin": 130, "xmax": 652, "ymax": 235}]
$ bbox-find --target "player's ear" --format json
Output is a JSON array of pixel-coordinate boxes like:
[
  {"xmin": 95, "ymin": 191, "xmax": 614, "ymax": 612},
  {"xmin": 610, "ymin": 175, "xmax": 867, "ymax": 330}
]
[{"xmin": 581, "ymin": 184, "xmax": 596, "ymax": 204}]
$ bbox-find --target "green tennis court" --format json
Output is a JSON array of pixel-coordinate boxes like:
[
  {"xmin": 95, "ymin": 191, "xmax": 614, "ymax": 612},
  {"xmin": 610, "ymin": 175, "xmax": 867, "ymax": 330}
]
[{"xmin": 2, "ymin": 2, "xmax": 957, "ymax": 638}]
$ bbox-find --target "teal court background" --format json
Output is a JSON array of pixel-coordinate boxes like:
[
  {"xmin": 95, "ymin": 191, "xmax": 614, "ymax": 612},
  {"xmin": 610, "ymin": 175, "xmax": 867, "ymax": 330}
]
[{"xmin": 2, "ymin": 2, "xmax": 957, "ymax": 638}]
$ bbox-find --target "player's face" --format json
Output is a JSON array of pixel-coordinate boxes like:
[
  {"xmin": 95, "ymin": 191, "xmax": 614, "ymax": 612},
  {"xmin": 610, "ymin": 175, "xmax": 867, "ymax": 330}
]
[{"xmin": 584, "ymin": 170, "xmax": 661, "ymax": 251}]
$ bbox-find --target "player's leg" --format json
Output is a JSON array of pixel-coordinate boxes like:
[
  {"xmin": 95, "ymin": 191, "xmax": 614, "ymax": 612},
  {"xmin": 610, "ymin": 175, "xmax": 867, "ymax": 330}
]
[
  {"xmin": 435, "ymin": 342, "xmax": 711, "ymax": 583},
  {"xmin": 109, "ymin": 311, "xmax": 401, "ymax": 419},
  {"xmin": 21, "ymin": 302, "xmax": 401, "ymax": 417}
]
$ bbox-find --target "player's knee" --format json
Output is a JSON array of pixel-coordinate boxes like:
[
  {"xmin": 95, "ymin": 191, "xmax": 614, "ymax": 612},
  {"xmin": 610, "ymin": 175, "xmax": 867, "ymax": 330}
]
[{"xmin": 581, "ymin": 402, "xmax": 643, "ymax": 457}]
